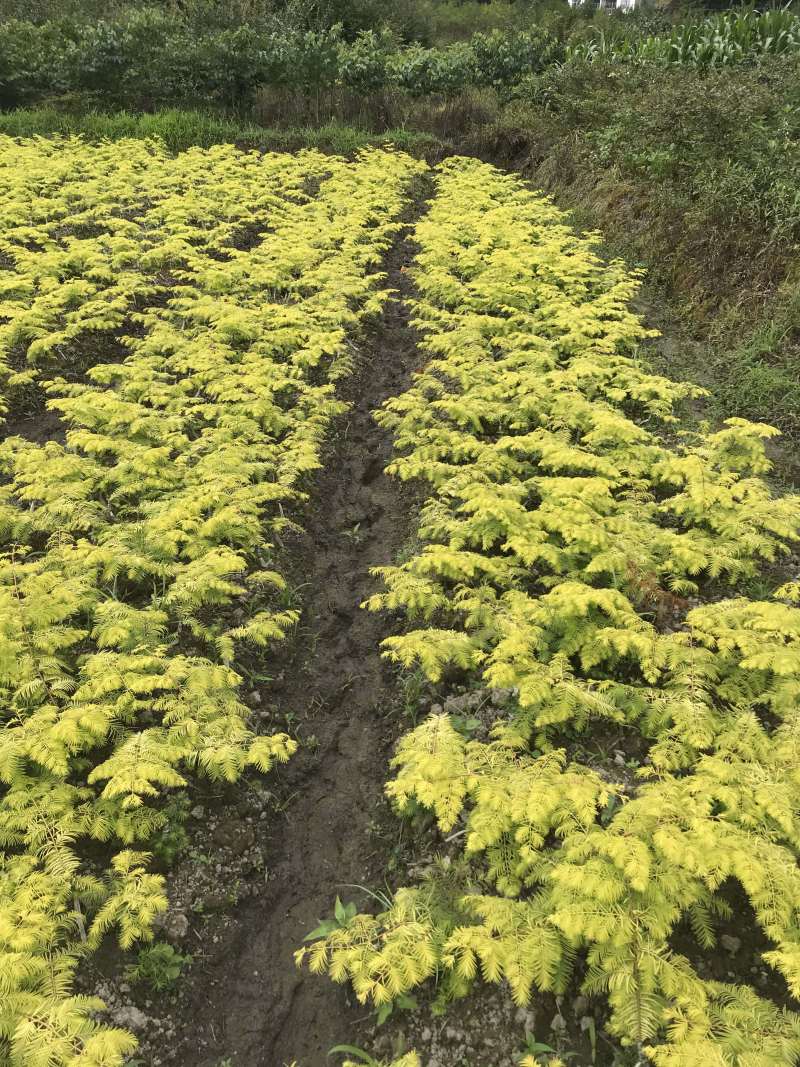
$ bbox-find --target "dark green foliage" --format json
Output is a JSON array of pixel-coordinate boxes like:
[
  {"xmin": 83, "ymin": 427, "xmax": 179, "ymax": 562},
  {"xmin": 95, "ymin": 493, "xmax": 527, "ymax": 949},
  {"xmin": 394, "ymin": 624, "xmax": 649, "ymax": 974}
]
[
  {"xmin": 0, "ymin": 11, "xmax": 294, "ymax": 109},
  {"xmin": 525, "ymin": 56, "xmax": 800, "ymax": 267},
  {"xmin": 0, "ymin": 10, "xmax": 562, "ymax": 110},
  {"xmin": 0, "ymin": 20, "xmax": 67, "ymax": 109},
  {"xmin": 151, "ymin": 795, "xmax": 191, "ymax": 867},
  {"xmin": 469, "ymin": 27, "xmax": 563, "ymax": 89}
]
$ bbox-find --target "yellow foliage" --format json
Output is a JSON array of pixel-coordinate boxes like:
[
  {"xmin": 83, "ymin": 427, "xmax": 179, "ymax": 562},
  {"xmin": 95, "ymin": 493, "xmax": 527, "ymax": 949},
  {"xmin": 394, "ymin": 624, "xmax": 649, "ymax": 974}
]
[
  {"xmin": 303, "ymin": 157, "xmax": 800, "ymax": 1065},
  {"xmin": 0, "ymin": 138, "xmax": 424, "ymax": 1064}
]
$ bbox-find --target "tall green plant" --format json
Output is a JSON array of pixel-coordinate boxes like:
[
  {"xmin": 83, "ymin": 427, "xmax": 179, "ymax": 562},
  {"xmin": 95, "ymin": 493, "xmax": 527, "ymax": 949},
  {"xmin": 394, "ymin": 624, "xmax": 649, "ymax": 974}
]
[{"xmin": 570, "ymin": 6, "xmax": 800, "ymax": 66}]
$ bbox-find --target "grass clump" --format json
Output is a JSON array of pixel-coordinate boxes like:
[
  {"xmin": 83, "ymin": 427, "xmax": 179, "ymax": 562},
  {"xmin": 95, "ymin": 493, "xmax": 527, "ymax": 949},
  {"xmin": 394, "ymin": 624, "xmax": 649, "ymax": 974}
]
[{"xmin": 0, "ymin": 107, "xmax": 443, "ymax": 156}]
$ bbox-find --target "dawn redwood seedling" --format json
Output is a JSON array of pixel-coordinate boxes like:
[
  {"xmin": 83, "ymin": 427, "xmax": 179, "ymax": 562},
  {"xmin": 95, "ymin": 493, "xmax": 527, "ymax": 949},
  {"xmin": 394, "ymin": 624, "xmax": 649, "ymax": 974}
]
[
  {"xmin": 299, "ymin": 157, "xmax": 800, "ymax": 1064},
  {"xmin": 0, "ymin": 138, "xmax": 425, "ymax": 1066}
]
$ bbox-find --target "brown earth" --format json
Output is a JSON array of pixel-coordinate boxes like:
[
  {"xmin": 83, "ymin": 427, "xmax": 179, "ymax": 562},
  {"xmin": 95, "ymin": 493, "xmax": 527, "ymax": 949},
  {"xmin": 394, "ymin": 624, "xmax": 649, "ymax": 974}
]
[
  {"xmin": 166, "ymin": 189, "xmax": 430, "ymax": 1067},
  {"xmin": 1, "ymin": 404, "xmax": 65, "ymax": 444}
]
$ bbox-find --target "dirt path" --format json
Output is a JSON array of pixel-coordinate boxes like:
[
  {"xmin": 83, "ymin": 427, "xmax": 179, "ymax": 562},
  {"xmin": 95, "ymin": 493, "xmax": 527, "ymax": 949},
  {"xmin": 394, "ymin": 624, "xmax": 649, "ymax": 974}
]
[{"xmin": 174, "ymin": 189, "xmax": 429, "ymax": 1067}]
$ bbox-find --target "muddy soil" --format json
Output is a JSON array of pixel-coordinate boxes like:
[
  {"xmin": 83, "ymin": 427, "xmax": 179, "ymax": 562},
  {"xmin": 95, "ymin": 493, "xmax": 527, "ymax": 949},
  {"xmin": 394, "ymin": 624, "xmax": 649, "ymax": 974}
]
[
  {"xmin": 162, "ymin": 198, "xmax": 429, "ymax": 1067},
  {"xmin": 1, "ymin": 404, "xmax": 65, "ymax": 444}
]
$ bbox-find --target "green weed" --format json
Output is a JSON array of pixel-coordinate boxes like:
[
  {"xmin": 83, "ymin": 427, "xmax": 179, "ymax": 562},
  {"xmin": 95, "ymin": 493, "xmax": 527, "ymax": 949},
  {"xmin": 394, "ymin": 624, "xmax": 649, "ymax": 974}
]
[{"xmin": 125, "ymin": 942, "xmax": 192, "ymax": 993}]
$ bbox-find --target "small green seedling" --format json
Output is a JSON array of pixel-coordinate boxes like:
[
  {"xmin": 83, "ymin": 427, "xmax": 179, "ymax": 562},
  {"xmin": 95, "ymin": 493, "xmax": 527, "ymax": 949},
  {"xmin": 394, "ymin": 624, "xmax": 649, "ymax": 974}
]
[
  {"xmin": 304, "ymin": 896, "xmax": 357, "ymax": 941},
  {"xmin": 519, "ymin": 1035, "xmax": 557, "ymax": 1063},
  {"xmin": 125, "ymin": 941, "xmax": 192, "ymax": 992},
  {"xmin": 375, "ymin": 992, "xmax": 418, "ymax": 1025}
]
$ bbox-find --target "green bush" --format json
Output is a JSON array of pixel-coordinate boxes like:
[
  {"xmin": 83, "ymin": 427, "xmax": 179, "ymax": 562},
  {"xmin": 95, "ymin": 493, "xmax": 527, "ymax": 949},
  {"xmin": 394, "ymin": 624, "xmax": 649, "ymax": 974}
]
[
  {"xmin": 388, "ymin": 40, "xmax": 475, "ymax": 94},
  {"xmin": 0, "ymin": 13, "xmax": 564, "ymax": 109},
  {"xmin": 60, "ymin": 9, "xmax": 184, "ymax": 101},
  {"xmin": 505, "ymin": 53, "xmax": 800, "ymax": 270},
  {"xmin": 0, "ymin": 15, "xmax": 341, "ymax": 109},
  {"xmin": 0, "ymin": 20, "xmax": 69, "ymax": 108},
  {"xmin": 475, "ymin": 27, "xmax": 563, "ymax": 85},
  {"xmin": 337, "ymin": 29, "xmax": 394, "ymax": 94}
]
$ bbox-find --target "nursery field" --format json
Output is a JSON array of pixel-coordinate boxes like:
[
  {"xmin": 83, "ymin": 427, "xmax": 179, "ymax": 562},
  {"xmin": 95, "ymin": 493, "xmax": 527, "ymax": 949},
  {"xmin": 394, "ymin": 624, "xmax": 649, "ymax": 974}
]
[
  {"xmin": 2, "ymin": 137, "xmax": 800, "ymax": 1067},
  {"xmin": 0, "ymin": 136, "xmax": 423, "ymax": 1065}
]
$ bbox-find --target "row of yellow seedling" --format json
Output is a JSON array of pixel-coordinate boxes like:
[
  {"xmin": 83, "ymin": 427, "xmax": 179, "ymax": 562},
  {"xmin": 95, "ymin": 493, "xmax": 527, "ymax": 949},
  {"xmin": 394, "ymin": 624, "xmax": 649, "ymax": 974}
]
[
  {"xmin": 0, "ymin": 140, "xmax": 424, "ymax": 1066},
  {"xmin": 300, "ymin": 158, "xmax": 800, "ymax": 1067}
]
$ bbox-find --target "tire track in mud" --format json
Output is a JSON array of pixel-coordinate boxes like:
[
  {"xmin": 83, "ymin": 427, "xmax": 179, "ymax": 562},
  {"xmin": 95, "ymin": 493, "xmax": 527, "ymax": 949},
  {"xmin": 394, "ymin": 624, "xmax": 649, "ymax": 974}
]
[{"xmin": 177, "ymin": 182, "xmax": 431, "ymax": 1067}]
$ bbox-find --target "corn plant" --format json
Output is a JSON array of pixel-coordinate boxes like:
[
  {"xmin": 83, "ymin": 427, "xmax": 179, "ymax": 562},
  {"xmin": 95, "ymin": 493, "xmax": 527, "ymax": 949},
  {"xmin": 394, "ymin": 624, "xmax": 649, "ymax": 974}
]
[{"xmin": 570, "ymin": 5, "xmax": 800, "ymax": 66}]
